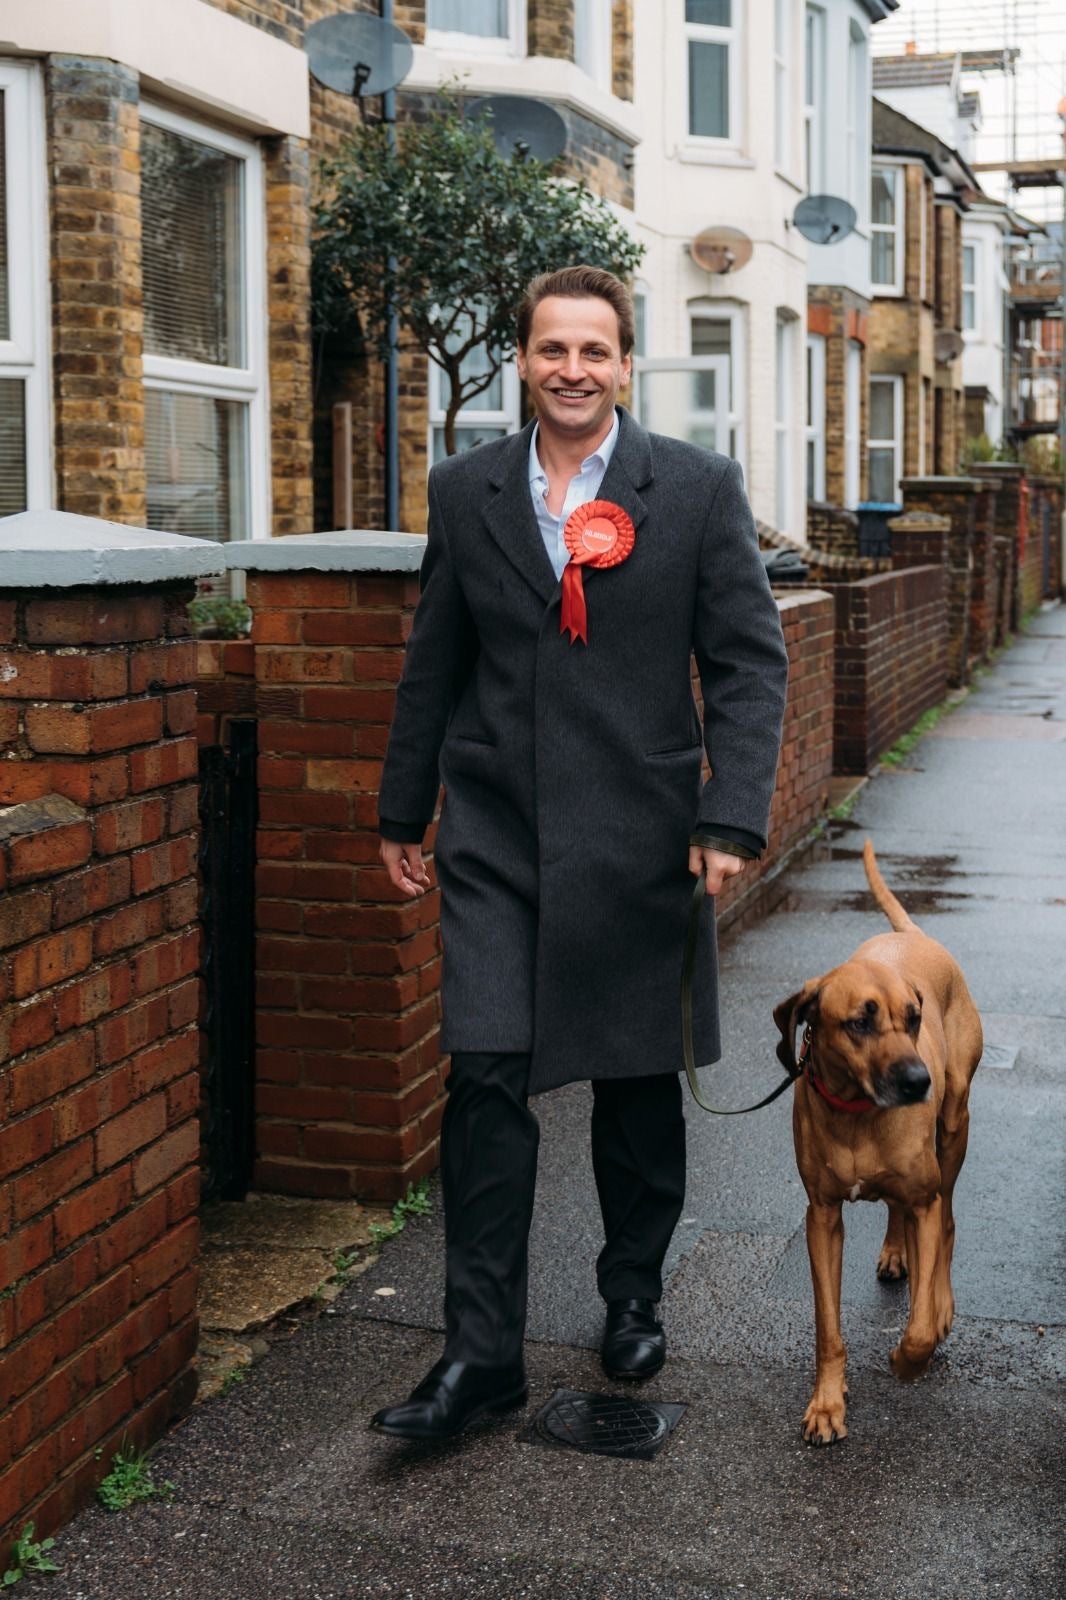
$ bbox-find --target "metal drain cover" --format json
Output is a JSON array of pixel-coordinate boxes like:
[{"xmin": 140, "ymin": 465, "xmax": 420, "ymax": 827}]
[{"xmin": 522, "ymin": 1389, "xmax": 686, "ymax": 1461}]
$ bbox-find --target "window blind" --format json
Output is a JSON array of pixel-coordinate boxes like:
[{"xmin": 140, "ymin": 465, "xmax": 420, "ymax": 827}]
[
  {"xmin": 0, "ymin": 379, "xmax": 27, "ymax": 515},
  {"xmin": 141, "ymin": 120, "xmax": 244, "ymax": 367},
  {"xmin": 428, "ymin": 0, "xmax": 507, "ymax": 36}
]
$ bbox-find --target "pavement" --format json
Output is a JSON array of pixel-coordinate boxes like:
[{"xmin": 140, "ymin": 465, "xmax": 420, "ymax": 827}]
[{"xmin": 42, "ymin": 605, "xmax": 1066, "ymax": 1600}]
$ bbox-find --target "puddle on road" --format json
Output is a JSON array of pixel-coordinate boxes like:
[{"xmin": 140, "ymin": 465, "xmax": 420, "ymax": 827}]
[
  {"xmin": 778, "ymin": 886, "xmax": 977, "ymax": 916},
  {"xmin": 795, "ymin": 828, "xmax": 983, "ymax": 914}
]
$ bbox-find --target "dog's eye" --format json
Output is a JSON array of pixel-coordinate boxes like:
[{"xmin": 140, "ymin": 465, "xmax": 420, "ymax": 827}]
[
  {"xmin": 905, "ymin": 1006, "xmax": 921, "ymax": 1033},
  {"xmin": 845, "ymin": 1015, "xmax": 873, "ymax": 1036}
]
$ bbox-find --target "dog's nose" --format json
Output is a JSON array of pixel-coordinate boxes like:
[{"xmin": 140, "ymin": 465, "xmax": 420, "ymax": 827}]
[{"xmin": 895, "ymin": 1059, "xmax": 931, "ymax": 1103}]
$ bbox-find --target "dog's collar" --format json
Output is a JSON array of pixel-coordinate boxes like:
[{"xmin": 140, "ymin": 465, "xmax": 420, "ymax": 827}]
[{"xmin": 799, "ymin": 1028, "xmax": 878, "ymax": 1115}]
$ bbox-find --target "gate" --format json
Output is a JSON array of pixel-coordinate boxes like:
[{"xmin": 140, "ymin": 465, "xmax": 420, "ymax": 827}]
[{"xmin": 198, "ymin": 719, "xmax": 258, "ymax": 1202}]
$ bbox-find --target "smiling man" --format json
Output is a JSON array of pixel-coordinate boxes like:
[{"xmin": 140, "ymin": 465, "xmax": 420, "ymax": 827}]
[{"xmin": 371, "ymin": 266, "xmax": 788, "ymax": 1440}]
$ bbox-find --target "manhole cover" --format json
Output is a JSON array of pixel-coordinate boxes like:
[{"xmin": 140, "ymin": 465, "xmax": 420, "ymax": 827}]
[
  {"xmin": 981, "ymin": 1043, "xmax": 1018, "ymax": 1070},
  {"xmin": 522, "ymin": 1389, "xmax": 686, "ymax": 1461}
]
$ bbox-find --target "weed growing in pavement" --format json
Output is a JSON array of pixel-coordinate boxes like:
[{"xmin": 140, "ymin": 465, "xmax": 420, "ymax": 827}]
[
  {"xmin": 880, "ymin": 700, "xmax": 955, "ymax": 768},
  {"xmin": 220, "ymin": 1364, "xmax": 249, "ymax": 1395},
  {"xmin": 366, "ymin": 1178, "xmax": 433, "ymax": 1249},
  {"xmin": 96, "ymin": 1446, "xmax": 174, "ymax": 1512},
  {"xmin": 3, "ymin": 1522, "xmax": 58, "ymax": 1584}
]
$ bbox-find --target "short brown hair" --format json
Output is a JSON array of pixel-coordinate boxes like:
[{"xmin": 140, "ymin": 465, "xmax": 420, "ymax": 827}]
[{"xmin": 516, "ymin": 265, "xmax": 635, "ymax": 356}]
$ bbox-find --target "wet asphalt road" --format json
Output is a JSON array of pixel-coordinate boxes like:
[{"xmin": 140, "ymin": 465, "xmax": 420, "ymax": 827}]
[{"xmin": 42, "ymin": 607, "xmax": 1066, "ymax": 1599}]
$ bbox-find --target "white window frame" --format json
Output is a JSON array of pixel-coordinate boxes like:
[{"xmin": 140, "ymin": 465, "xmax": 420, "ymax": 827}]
[
  {"xmin": 871, "ymin": 160, "xmax": 905, "ymax": 296},
  {"xmin": 574, "ymin": 0, "xmax": 613, "ymax": 90},
  {"xmin": 804, "ymin": 5, "xmax": 825, "ymax": 196},
  {"xmin": 962, "ymin": 242, "xmax": 978, "ymax": 333},
  {"xmin": 0, "ymin": 60, "xmax": 51, "ymax": 510},
  {"xmin": 775, "ymin": 313, "xmax": 795, "ymax": 532},
  {"xmin": 140, "ymin": 101, "xmax": 269, "ymax": 540},
  {"xmin": 426, "ymin": 0, "xmax": 525, "ymax": 57},
  {"xmin": 844, "ymin": 340, "xmax": 861, "ymax": 509},
  {"xmin": 805, "ymin": 332, "xmax": 826, "ymax": 503},
  {"xmin": 427, "ymin": 354, "xmax": 521, "ymax": 463},
  {"xmin": 846, "ymin": 21, "xmax": 867, "ymax": 219},
  {"xmin": 631, "ymin": 303, "xmax": 746, "ymax": 473},
  {"xmin": 684, "ymin": 2, "xmax": 742, "ymax": 151},
  {"xmin": 774, "ymin": 0, "xmax": 792, "ymax": 175},
  {"xmin": 868, "ymin": 374, "xmax": 904, "ymax": 504}
]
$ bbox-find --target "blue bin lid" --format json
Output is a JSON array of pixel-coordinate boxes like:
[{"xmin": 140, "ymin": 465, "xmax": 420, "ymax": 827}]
[{"xmin": 857, "ymin": 501, "xmax": 903, "ymax": 512}]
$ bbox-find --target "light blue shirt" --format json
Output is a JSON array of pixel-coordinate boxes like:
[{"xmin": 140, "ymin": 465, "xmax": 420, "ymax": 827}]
[{"xmin": 527, "ymin": 411, "xmax": 620, "ymax": 581}]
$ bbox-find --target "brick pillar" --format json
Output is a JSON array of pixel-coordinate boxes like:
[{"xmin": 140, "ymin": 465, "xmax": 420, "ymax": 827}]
[
  {"xmin": 0, "ymin": 513, "xmax": 225, "ymax": 1559},
  {"xmin": 228, "ymin": 534, "xmax": 445, "ymax": 1204},
  {"xmin": 46, "ymin": 57, "xmax": 146, "ymax": 525},
  {"xmin": 888, "ymin": 510, "xmax": 950, "ymax": 571},
  {"xmin": 807, "ymin": 502, "xmax": 859, "ymax": 557},
  {"xmin": 900, "ymin": 476, "xmax": 976, "ymax": 687},
  {"xmin": 264, "ymin": 136, "xmax": 314, "ymax": 537},
  {"xmin": 527, "ymin": 0, "xmax": 574, "ymax": 59},
  {"xmin": 969, "ymin": 481, "xmax": 1000, "ymax": 664},
  {"xmin": 971, "ymin": 463, "xmax": 1024, "ymax": 639}
]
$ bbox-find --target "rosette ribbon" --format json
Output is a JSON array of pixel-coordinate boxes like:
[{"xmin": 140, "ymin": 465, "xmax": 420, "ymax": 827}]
[{"xmin": 559, "ymin": 499, "xmax": 636, "ymax": 646}]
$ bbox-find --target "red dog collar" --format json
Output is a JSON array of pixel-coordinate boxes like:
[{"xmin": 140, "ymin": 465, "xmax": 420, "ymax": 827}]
[{"xmin": 798, "ymin": 1028, "xmax": 878, "ymax": 1115}]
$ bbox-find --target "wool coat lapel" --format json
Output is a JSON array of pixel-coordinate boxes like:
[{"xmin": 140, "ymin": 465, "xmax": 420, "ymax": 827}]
[{"xmin": 482, "ymin": 421, "xmax": 558, "ymax": 606}]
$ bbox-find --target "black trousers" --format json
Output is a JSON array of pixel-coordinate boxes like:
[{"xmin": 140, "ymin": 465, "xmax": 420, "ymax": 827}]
[{"xmin": 441, "ymin": 1052, "xmax": 685, "ymax": 1366}]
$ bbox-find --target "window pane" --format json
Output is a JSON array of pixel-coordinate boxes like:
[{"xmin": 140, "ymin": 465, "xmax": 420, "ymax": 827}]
[
  {"xmin": 142, "ymin": 121, "xmax": 244, "ymax": 366},
  {"xmin": 145, "ymin": 390, "xmax": 249, "ymax": 540},
  {"xmin": 871, "ymin": 231, "xmax": 896, "ymax": 287},
  {"xmin": 868, "ymin": 380, "xmax": 896, "ymax": 442},
  {"xmin": 871, "ymin": 168, "xmax": 896, "ymax": 226},
  {"xmin": 432, "ymin": 425, "xmax": 506, "ymax": 464},
  {"xmin": 689, "ymin": 40, "xmax": 729, "ymax": 137},
  {"xmin": 0, "ymin": 378, "xmax": 26, "ymax": 514},
  {"xmin": 687, "ymin": 0, "xmax": 730, "ymax": 23},
  {"xmin": 805, "ymin": 10, "xmax": 816, "ymax": 102},
  {"xmin": 963, "ymin": 289, "xmax": 975, "ymax": 331},
  {"xmin": 868, "ymin": 446, "xmax": 896, "ymax": 503},
  {"xmin": 428, "ymin": 0, "xmax": 507, "ymax": 35},
  {"xmin": 639, "ymin": 369, "xmax": 724, "ymax": 453},
  {"xmin": 633, "ymin": 293, "xmax": 647, "ymax": 358},
  {"xmin": 963, "ymin": 245, "xmax": 975, "ymax": 285},
  {"xmin": 0, "ymin": 91, "xmax": 8, "ymax": 341},
  {"xmin": 691, "ymin": 318, "xmax": 731, "ymax": 357},
  {"xmin": 694, "ymin": 368, "xmax": 717, "ymax": 408}
]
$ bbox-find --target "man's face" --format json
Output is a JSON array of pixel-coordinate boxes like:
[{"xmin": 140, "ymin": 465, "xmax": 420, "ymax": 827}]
[{"xmin": 517, "ymin": 295, "xmax": 631, "ymax": 444}]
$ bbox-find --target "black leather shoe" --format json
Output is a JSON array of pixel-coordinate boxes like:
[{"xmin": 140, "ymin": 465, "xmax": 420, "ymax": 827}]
[
  {"xmin": 601, "ymin": 1298, "xmax": 666, "ymax": 1380},
  {"xmin": 370, "ymin": 1358, "xmax": 528, "ymax": 1440}
]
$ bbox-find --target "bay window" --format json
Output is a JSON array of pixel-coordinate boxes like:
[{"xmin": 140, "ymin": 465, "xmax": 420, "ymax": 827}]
[
  {"xmin": 685, "ymin": 0, "xmax": 738, "ymax": 144},
  {"xmin": 868, "ymin": 375, "xmax": 903, "ymax": 503},
  {"xmin": 871, "ymin": 164, "xmax": 903, "ymax": 293},
  {"xmin": 427, "ymin": 0, "xmax": 523, "ymax": 53},
  {"xmin": 140, "ymin": 105, "xmax": 267, "ymax": 540}
]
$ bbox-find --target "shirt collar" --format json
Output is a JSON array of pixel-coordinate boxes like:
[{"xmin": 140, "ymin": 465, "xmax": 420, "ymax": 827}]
[{"xmin": 528, "ymin": 409, "xmax": 620, "ymax": 490}]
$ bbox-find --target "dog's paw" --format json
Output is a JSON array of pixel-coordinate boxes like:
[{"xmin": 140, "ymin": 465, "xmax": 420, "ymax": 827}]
[
  {"xmin": 876, "ymin": 1246, "xmax": 907, "ymax": 1282},
  {"xmin": 889, "ymin": 1339, "xmax": 934, "ymax": 1381},
  {"xmin": 802, "ymin": 1397, "xmax": 848, "ymax": 1446}
]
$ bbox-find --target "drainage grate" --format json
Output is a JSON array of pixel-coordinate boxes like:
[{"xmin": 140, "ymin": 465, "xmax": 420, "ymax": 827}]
[
  {"xmin": 981, "ymin": 1043, "xmax": 1019, "ymax": 1071},
  {"xmin": 522, "ymin": 1389, "xmax": 686, "ymax": 1461}
]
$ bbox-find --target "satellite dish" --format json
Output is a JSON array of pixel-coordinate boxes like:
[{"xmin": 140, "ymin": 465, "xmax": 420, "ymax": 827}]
[
  {"xmin": 935, "ymin": 329, "xmax": 965, "ymax": 363},
  {"xmin": 689, "ymin": 226, "xmax": 754, "ymax": 275},
  {"xmin": 305, "ymin": 12, "xmax": 413, "ymax": 98},
  {"xmin": 466, "ymin": 95, "xmax": 567, "ymax": 162},
  {"xmin": 793, "ymin": 195, "xmax": 858, "ymax": 245}
]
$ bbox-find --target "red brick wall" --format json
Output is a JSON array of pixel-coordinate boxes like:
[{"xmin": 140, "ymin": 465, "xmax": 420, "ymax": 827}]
[
  {"xmin": 971, "ymin": 464, "xmax": 1023, "ymax": 639},
  {"xmin": 716, "ymin": 591, "xmax": 835, "ymax": 927},
  {"xmin": 195, "ymin": 640, "xmax": 256, "ymax": 750},
  {"xmin": 826, "ymin": 567, "xmax": 948, "ymax": 774},
  {"xmin": 246, "ymin": 568, "xmax": 444, "ymax": 1203},
  {"xmin": 0, "ymin": 588, "xmax": 201, "ymax": 1559},
  {"xmin": 898, "ymin": 482, "xmax": 975, "ymax": 687}
]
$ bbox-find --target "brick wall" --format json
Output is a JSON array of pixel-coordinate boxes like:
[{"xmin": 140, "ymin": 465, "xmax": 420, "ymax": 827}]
[
  {"xmin": 899, "ymin": 478, "xmax": 976, "ymax": 685},
  {"xmin": 716, "ymin": 591, "xmax": 835, "ymax": 930},
  {"xmin": 0, "ymin": 587, "xmax": 201, "ymax": 1558},
  {"xmin": 971, "ymin": 463, "xmax": 1023, "ymax": 638},
  {"xmin": 968, "ymin": 480, "xmax": 1000, "ymax": 663},
  {"xmin": 244, "ymin": 564, "xmax": 444, "ymax": 1203},
  {"xmin": 195, "ymin": 641, "xmax": 256, "ymax": 750},
  {"xmin": 527, "ymin": 0, "xmax": 573, "ymax": 58},
  {"xmin": 612, "ymin": 0, "xmax": 634, "ymax": 100},
  {"xmin": 825, "ymin": 567, "xmax": 948, "ymax": 774}
]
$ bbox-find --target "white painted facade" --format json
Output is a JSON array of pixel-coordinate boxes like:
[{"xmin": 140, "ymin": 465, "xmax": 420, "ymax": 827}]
[
  {"xmin": 803, "ymin": 0, "xmax": 877, "ymax": 301},
  {"xmin": 961, "ymin": 202, "xmax": 1012, "ymax": 445},
  {"xmin": 630, "ymin": 0, "xmax": 809, "ymax": 536}
]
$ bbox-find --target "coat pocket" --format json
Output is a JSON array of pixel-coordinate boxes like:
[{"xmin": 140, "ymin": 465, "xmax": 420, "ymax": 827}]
[{"xmin": 644, "ymin": 741, "xmax": 703, "ymax": 760}]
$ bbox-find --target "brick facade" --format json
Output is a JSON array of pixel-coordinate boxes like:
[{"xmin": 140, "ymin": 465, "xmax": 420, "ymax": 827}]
[
  {"xmin": 807, "ymin": 289, "xmax": 869, "ymax": 510},
  {"xmin": 0, "ymin": 585, "xmax": 202, "ymax": 1557}
]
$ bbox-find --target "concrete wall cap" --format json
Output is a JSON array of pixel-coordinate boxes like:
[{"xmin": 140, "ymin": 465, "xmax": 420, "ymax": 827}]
[
  {"xmin": 776, "ymin": 590, "xmax": 833, "ymax": 612},
  {"xmin": 888, "ymin": 511, "xmax": 951, "ymax": 529},
  {"xmin": 225, "ymin": 532, "xmax": 427, "ymax": 574},
  {"xmin": 0, "ymin": 512, "xmax": 227, "ymax": 587}
]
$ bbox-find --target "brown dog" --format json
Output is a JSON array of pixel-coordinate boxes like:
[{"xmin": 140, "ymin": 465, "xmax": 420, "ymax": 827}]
[{"xmin": 773, "ymin": 839, "xmax": 983, "ymax": 1445}]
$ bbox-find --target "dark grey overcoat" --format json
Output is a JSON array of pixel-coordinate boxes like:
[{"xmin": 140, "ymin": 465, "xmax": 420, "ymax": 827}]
[{"xmin": 378, "ymin": 407, "xmax": 788, "ymax": 1093}]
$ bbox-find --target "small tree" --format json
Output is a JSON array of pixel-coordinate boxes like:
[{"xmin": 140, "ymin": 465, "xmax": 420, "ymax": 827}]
[{"xmin": 312, "ymin": 95, "xmax": 645, "ymax": 455}]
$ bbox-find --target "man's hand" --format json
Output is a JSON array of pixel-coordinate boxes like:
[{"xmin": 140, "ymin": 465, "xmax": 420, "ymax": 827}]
[
  {"xmin": 380, "ymin": 838, "xmax": 431, "ymax": 898},
  {"xmin": 688, "ymin": 845, "xmax": 747, "ymax": 897}
]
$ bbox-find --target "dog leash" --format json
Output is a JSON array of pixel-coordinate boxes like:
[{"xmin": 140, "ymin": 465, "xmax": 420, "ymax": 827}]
[{"xmin": 681, "ymin": 869, "xmax": 801, "ymax": 1115}]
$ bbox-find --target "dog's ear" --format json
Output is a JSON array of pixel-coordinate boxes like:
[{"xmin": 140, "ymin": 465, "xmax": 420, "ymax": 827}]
[
  {"xmin": 773, "ymin": 979, "xmax": 822, "ymax": 1072},
  {"xmin": 906, "ymin": 983, "xmax": 924, "ymax": 1038}
]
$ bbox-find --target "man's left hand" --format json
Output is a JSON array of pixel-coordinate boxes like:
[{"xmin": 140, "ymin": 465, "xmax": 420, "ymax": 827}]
[{"xmin": 688, "ymin": 846, "xmax": 747, "ymax": 896}]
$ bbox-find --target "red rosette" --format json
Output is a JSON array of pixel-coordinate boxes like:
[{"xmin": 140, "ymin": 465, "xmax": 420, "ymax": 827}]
[{"xmin": 559, "ymin": 499, "xmax": 636, "ymax": 645}]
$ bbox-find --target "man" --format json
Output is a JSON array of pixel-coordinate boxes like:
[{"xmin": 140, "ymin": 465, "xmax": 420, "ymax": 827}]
[{"xmin": 372, "ymin": 266, "xmax": 788, "ymax": 1440}]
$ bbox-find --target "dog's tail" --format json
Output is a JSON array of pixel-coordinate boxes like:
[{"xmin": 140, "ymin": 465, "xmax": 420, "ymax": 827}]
[{"xmin": 863, "ymin": 839, "xmax": 917, "ymax": 933}]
